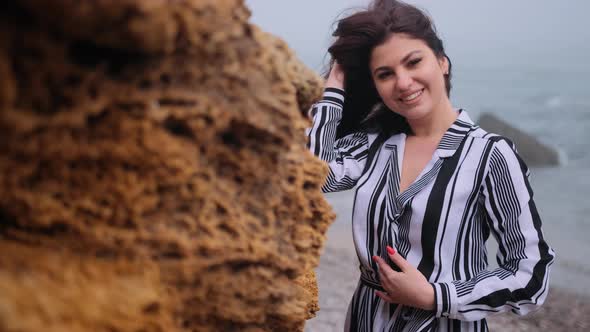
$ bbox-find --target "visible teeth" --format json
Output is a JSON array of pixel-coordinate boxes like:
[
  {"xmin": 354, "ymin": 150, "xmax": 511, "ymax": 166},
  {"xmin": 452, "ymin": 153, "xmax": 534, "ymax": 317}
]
[{"xmin": 403, "ymin": 90, "xmax": 422, "ymax": 102}]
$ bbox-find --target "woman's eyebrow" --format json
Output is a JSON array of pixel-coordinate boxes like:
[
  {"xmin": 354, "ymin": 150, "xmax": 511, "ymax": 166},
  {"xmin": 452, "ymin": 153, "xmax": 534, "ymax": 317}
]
[
  {"xmin": 401, "ymin": 50, "xmax": 422, "ymax": 63},
  {"xmin": 373, "ymin": 50, "xmax": 422, "ymax": 74}
]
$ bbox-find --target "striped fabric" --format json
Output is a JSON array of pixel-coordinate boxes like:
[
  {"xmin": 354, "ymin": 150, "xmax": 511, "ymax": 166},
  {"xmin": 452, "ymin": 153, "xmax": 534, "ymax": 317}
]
[{"xmin": 307, "ymin": 88, "xmax": 555, "ymax": 332}]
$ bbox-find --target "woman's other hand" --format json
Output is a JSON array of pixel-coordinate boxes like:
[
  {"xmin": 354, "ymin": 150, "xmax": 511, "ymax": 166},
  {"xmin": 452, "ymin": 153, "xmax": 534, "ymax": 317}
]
[
  {"xmin": 326, "ymin": 61, "xmax": 345, "ymax": 90},
  {"xmin": 372, "ymin": 246, "xmax": 436, "ymax": 311}
]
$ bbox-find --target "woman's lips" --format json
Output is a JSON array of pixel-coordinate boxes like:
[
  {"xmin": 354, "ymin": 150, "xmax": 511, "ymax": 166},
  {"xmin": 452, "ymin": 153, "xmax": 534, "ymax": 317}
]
[{"xmin": 399, "ymin": 88, "xmax": 424, "ymax": 105}]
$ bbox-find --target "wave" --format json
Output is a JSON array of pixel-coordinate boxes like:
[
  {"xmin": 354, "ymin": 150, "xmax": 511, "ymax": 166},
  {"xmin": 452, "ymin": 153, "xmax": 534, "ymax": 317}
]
[{"xmin": 544, "ymin": 95, "xmax": 563, "ymax": 108}]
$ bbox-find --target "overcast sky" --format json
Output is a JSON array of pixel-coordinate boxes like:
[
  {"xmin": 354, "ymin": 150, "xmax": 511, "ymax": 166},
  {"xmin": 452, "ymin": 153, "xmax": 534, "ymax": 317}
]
[{"xmin": 246, "ymin": 0, "xmax": 590, "ymax": 72}]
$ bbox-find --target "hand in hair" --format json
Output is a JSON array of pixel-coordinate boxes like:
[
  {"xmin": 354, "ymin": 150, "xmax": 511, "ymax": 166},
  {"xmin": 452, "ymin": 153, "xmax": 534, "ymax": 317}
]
[
  {"xmin": 326, "ymin": 61, "xmax": 345, "ymax": 90},
  {"xmin": 372, "ymin": 247, "xmax": 436, "ymax": 311}
]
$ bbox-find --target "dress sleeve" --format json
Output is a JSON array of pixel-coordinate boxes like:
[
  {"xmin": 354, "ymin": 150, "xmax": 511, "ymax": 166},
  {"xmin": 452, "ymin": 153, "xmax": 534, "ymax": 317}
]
[
  {"xmin": 430, "ymin": 138, "xmax": 555, "ymax": 321},
  {"xmin": 306, "ymin": 88, "xmax": 369, "ymax": 193}
]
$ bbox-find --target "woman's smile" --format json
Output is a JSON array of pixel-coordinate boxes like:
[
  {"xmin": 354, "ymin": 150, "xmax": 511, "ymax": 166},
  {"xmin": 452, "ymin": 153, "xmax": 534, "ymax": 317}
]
[{"xmin": 399, "ymin": 88, "xmax": 424, "ymax": 105}]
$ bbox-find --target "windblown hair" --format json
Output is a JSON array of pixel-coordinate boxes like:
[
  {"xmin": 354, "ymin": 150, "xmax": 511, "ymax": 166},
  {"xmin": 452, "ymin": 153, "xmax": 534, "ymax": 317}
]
[{"xmin": 328, "ymin": 0, "xmax": 452, "ymax": 139}]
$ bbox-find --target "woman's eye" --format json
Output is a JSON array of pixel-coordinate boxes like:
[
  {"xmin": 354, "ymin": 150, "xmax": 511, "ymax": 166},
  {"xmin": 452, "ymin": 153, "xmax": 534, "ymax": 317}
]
[
  {"xmin": 408, "ymin": 58, "xmax": 422, "ymax": 67},
  {"xmin": 377, "ymin": 72, "xmax": 392, "ymax": 80}
]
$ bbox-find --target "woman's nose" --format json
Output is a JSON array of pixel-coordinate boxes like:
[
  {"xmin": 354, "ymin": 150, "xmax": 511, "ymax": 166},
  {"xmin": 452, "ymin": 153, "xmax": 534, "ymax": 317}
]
[{"xmin": 396, "ymin": 71, "xmax": 413, "ymax": 91}]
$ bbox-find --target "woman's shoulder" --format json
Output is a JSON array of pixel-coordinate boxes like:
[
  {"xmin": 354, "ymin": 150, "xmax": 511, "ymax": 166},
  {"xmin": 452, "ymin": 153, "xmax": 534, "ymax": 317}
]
[
  {"xmin": 465, "ymin": 126, "xmax": 525, "ymax": 170},
  {"xmin": 467, "ymin": 128, "xmax": 527, "ymax": 175},
  {"xmin": 468, "ymin": 126, "xmax": 517, "ymax": 149}
]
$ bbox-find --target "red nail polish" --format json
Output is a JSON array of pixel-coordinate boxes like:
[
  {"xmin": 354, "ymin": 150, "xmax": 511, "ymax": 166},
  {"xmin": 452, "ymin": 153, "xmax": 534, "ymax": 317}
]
[
  {"xmin": 372, "ymin": 255, "xmax": 378, "ymax": 262},
  {"xmin": 386, "ymin": 246, "xmax": 396, "ymax": 255}
]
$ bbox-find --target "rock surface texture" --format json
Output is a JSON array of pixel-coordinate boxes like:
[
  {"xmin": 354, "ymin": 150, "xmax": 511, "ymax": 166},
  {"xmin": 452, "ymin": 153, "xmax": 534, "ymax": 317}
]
[{"xmin": 0, "ymin": 1, "xmax": 333, "ymax": 331}]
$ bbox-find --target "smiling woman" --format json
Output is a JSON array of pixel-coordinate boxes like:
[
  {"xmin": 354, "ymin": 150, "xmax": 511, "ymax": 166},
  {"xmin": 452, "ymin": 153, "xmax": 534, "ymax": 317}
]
[
  {"xmin": 370, "ymin": 35, "xmax": 451, "ymax": 124},
  {"xmin": 307, "ymin": 0, "xmax": 555, "ymax": 331}
]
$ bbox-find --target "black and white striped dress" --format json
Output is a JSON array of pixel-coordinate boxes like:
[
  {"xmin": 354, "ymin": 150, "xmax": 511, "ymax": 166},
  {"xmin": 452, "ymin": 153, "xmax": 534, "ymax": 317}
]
[{"xmin": 307, "ymin": 88, "xmax": 555, "ymax": 332}]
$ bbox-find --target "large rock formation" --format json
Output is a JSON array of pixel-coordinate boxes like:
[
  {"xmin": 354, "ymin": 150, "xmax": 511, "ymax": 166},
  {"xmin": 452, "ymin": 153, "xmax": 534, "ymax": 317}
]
[
  {"xmin": 478, "ymin": 113, "xmax": 565, "ymax": 167},
  {"xmin": 0, "ymin": 1, "xmax": 335, "ymax": 331}
]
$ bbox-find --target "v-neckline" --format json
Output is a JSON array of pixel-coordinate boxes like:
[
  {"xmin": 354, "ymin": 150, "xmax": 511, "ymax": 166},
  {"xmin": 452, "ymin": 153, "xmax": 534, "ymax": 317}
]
[
  {"xmin": 396, "ymin": 133, "xmax": 440, "ymax": 196},
  {"xmin": 382, "ymin": 109, "xmax": 476, "ymax": 221},
  {"xmin": 395, "ymin": 109, "xmax": 471, "ymax": 197}
]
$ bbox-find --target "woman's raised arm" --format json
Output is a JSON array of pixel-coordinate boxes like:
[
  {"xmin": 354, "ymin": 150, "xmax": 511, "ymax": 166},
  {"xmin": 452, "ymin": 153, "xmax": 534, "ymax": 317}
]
[{"xmin": 306, "ymin": 64, "xmax": 370, "ymax": 192}]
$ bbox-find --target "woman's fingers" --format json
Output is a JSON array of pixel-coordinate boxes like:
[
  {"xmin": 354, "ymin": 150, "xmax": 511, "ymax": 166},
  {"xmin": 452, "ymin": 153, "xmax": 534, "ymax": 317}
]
[
  {"xmin": 373, "ymin": 255, "xmax": 399, "ymax": 291},
  {"xmin": 375, "ymin": 290, "xmax": 395, "ymax": 303},
  {"xmin": 377, "ymin": 265, "xmax": 388, "ymax": 286},
  {"xmin": 386, "ymin": 246, "xmax": 410, "ymax": 272},
  {"xmin": 372, "ymin": 248, "xmax": 435, "ymax": 309},
  {"xmin": 373, "ymin": 254, "xmax": 401, "ymax": 277},
  {"xmin": 372, "ymin": 255, "xmax": 394, "ymax": 277}
]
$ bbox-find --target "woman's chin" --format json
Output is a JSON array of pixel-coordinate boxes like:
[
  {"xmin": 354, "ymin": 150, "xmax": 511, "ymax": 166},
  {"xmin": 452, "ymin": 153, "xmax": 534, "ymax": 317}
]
[{"xmin": 397, "ymin": 106, "xmax": 432, "ymax": 121}]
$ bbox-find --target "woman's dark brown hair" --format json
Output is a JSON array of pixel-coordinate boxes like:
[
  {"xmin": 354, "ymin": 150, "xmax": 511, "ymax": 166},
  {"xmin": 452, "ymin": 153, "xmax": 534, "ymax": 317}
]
[{"xmin": 328, "ymin": 0, "xmax": 452, "ymax": 139}]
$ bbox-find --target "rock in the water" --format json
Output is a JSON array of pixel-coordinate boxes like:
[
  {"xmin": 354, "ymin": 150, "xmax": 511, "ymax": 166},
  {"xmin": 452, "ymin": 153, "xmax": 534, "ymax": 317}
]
[
  {"xmin": 477, "ymin": 112, "xmax": 565, "ymax": 167},
  {"xmin": 0, "ymin": 1, "xmax": 334, "ymax": 331}
]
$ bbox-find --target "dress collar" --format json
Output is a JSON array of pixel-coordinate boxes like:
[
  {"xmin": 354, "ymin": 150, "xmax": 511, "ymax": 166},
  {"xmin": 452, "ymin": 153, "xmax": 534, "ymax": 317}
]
[{"xmin": 435, "ymin": 109, "xmax": 478, "ymax": 159}]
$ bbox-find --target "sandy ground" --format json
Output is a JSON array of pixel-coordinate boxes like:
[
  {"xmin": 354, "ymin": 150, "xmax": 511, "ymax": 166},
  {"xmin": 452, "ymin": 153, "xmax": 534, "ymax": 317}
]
[{"xmin": 304, "ymin": 189, "xmax": 590, "ymax": 332}]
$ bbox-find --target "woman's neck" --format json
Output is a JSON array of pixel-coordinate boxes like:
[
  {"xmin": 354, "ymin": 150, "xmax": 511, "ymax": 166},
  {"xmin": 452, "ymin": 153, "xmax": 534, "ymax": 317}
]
[{"xmin": 406, "ymin": 98, "xmax": 457, "ymax": 138}]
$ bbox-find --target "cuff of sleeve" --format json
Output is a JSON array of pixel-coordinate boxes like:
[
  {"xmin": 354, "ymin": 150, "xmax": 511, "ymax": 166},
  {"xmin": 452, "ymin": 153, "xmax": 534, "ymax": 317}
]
[
  {"xmin": 431, "ymin": 282, "xmax": 458, "ymax": 319},
  {"xmin": 321, "ymin": 87, "xmax": 345, "ymax": 106}
]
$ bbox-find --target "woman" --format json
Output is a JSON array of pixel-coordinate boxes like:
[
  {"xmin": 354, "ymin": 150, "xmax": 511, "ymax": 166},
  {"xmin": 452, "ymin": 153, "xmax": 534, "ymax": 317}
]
[{"xmin": 307, "ymin": 1, "xmax": 555, "ymax": 331}]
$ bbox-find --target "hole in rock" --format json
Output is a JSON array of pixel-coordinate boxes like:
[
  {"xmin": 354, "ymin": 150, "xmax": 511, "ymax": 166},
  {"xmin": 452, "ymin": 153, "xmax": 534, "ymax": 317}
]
[
  {"xmin": 142, "ymin": 302, "xmax": 160, "ymax": 314},
  {"xmin": 138, "ymin": 79, "xmax": 152, "ymax": 90},
  {"xmin": 68, "ymin": 40, "xmax": 147, "ymax": 75},
  {"xmin": 158, "ymin": 98, "xmax": 196, "ymax": 107},
  {"xmin": 201, "ymin": 115, "xmax": 213, "ymax": 125},
  {"xmin": 95, "ymin": 249, "xmax": 117, "ymax": 259},
  {"xmin": 220, "ymin": 131, "xmax": 241, "ymax": 149},
  {"xmin": 38, "ymin": 222, "xmax": 70, "ymax": 236},
  {"xmin": 216, "ymin": 204, "xmax": 228, "ymax": 216},
  {"xmin": 233, "ymin": 176, "xmax": 244, "ymax": 184},
  {"xmin": 160, "ymin": 250, "xmax": 185, "ymax": 260},
  {"xmin": 64, "ymin": 74, "xmax": 82, "ymax": 87},
  {"xmin": 163, "ymin": 117, "xmax": 195, "ymax": 139},
  {"xmin": 88, "ymin": 85, "xmax": 99, "ymax": 99},
  {"xmin": 218, "ymin": 223, "xmax": 239, "ymax": 238},
  {"xmin": 220, "ymin": 121, "xmax": 281, "ymax": 155},
  {"xmin": 0, "ymin": 208, "xmax": 15, "ymax": 232},
  {"xmin": 86, "ymin": 110, "xmax": 109, "ymax": 127},
  {"xmin": 303, "ymin": 181, "xmax": 316, "ymax": 190},
  {"xmin": 159, "ymin": 73, "xmax": 171, "ymax": 84}
]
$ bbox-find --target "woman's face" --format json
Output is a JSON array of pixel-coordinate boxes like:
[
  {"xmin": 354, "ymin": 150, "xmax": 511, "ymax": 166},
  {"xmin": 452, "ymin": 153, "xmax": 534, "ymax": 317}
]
[{"xmin": 369, "ymin": 33, "xmax": 449, "ymax": 122}]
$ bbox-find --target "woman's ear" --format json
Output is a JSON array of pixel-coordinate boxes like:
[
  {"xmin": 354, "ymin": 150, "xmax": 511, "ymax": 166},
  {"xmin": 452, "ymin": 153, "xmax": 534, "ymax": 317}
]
[{"xmin": 439, "ymin": 56, "xmax": 449, "ymax": 75}]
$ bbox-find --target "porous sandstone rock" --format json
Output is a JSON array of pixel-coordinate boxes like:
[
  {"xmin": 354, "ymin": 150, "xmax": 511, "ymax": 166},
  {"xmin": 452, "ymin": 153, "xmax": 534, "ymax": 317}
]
[{"xmin": 0, "ymin": 1, "xmax": 334, "ymax": 331}]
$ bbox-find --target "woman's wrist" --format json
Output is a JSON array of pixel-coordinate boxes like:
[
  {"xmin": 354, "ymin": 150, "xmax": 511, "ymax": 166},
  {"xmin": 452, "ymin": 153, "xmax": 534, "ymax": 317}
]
[
  {"xmin": 325, "ymin": 78, "xmax": 344, "ymax": 91},
  {"xmin": 421, "ymin": 284, "xmax": 436, "ymax": 310},
  {"xmin": 326, "ymin": 62, "xmax": 345, "ymax": 90}
]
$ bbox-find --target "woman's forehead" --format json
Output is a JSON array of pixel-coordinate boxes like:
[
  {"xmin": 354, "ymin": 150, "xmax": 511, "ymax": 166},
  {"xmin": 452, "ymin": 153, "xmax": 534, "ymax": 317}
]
[{"xmin": 370, "ymin": 34, "xmax": 429, "ymax": 67}]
